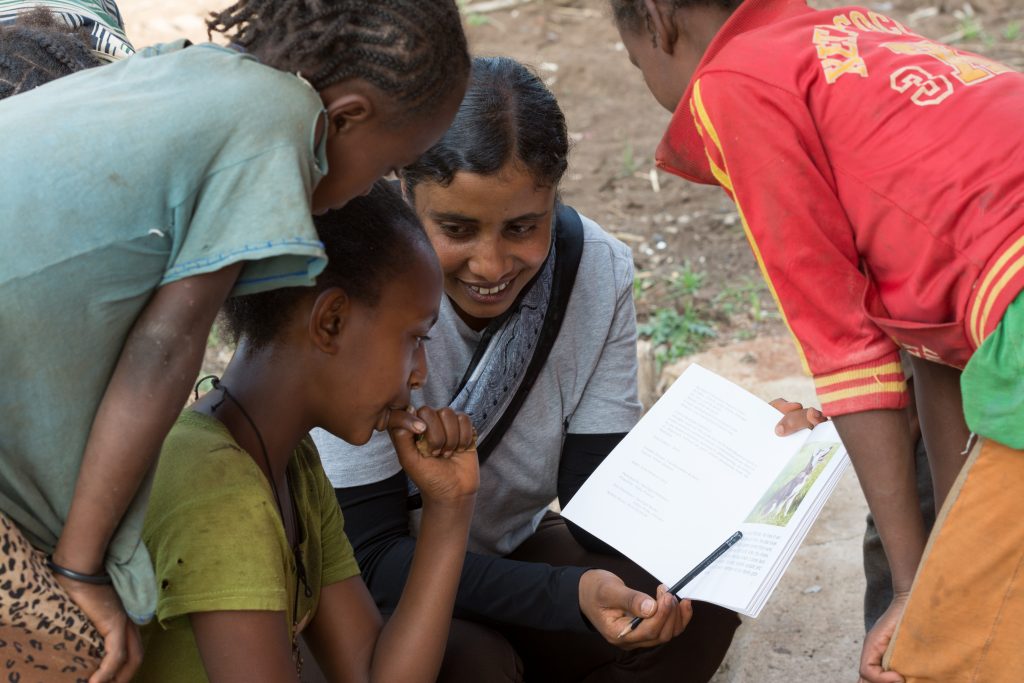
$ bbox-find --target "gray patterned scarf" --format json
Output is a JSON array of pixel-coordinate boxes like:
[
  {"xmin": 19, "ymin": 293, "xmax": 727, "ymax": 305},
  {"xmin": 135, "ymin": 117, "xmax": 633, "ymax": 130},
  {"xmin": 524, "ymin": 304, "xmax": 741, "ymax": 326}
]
[{"xmin": 449, "ymin": 238, "xmax": 556, "ymax": 442}]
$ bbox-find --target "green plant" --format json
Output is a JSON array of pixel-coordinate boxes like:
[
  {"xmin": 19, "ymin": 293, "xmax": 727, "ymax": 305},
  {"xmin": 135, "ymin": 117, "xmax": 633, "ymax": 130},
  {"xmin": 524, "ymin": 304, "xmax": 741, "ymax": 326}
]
[
  {"xmin": 620, "ymin": 141, "xmax": 636, "ymax": 178},
  {"xmin": 465, "ymin": 12, "xmax": 490, "ymax": 26},
  {"xmin": 748, "ymin": 287, "xmax": 765, "ymax": 323},
  {"xmin": 714, "ymin": 279, "xmax": 771, "ymax": 323},
  {"xmin": 1004, "ymin": 21, "xmax": 1021, "ymax": 41},
  {"xmin": 957, "ymin": 15, "xmax": 988, "ymax": 44},
  {"xmin": 669, "ymin": 262, "xmax": 705, "ymax": 299},
  {"xmin": 638, "ymin": 306, "xmax": 716, "ymax": 371},
  {"xmin": 633, "ymin": 273, "xmax": 654, "ymax": 301},
  {"xmin": 962, "ymin": 16, "xmax": 981, "ymax": 41}
]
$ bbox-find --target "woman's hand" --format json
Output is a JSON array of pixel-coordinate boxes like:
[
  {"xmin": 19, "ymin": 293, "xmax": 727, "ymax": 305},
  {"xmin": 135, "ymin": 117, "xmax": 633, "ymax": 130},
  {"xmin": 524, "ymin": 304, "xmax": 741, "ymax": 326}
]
[
  {"xmin": 770, "ymin": 398, "xmax": 827, "ymax": 436},
  {"xmin": 50, "ymin": 575, "xmax": 142, "ymax": 683},
  {"xmin": 578, "ymin": 569, "xmax": 691, "ymax": 650},
  {"xmin": 858, "ymin": 594, "xmax": 908, "ymax": 683},
  {"xmin": 386, "ymin": 406, "xmax": 479, "ymax": 506}
]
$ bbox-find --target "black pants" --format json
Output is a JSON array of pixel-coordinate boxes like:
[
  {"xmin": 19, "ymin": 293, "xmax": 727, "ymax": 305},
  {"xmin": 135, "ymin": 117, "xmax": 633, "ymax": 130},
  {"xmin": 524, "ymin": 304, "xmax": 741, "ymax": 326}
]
[
  {"xmin": 436, "ymin": 512, "xmax": 740, "ymax": 683},
  {"xmin": 302, "ymin": 512, "xmax": 739, "ymax": 682}
]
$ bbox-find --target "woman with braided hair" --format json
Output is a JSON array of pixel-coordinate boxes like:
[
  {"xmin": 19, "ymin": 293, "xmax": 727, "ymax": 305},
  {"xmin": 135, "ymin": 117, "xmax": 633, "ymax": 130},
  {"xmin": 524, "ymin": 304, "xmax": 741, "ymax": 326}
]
[{"xmin": 0, "ymin": 2, "xmax": 468, "ymax": 681}]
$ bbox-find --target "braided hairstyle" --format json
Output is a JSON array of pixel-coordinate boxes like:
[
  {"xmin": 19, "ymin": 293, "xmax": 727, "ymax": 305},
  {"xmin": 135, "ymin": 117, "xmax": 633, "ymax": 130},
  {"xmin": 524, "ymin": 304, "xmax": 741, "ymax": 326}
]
[
  {"xmin": 0, "ymin": 9, "xmax": 100, "ymax": 100},
  {"xmin": 402, "ymin": 56, "xmax": 569, "ymax": 196},
  {"xmin": 223, "ymin": 181, "xmax": 433, "ymax": 352},
  {"xmin": 207, "ymin": 0, "xmax": 469, "ymax": 117},
  {"xmin": 610, "ymin": 0, "xmax": 743, "ymax": 33}
]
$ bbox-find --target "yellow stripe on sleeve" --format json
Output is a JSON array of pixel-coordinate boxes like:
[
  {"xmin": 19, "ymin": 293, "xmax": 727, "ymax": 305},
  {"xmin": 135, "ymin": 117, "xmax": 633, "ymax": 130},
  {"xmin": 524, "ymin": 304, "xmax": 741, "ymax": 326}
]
[
  {"xmin": 818, "ymin": 381, "xmax": 907, "ymax": 406},
  {"xmin": 813, "ymin": 362, "xmax": 904, "ymax": 389}
]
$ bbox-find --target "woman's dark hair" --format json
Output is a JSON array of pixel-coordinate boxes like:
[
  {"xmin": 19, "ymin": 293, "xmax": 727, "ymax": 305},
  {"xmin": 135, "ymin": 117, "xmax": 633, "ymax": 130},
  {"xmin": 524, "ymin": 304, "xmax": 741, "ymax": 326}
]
[
  {"xmin": 0, "ymin": 9, "xmax": 101, "ymax": 100},
  {"xmin": 401, "ymin": 56, "xmax": 569, "ymax": 195},
  {"xmin": 207, "ymin": 0, "xmax": 469, "ymax": 117},
  {"xmin": 610, "ymin": 0, "xmax": 744, "ymax": 33},
  {"xmin": 222, "ymin": 181, "xmax": 433, "ymax": 351}
]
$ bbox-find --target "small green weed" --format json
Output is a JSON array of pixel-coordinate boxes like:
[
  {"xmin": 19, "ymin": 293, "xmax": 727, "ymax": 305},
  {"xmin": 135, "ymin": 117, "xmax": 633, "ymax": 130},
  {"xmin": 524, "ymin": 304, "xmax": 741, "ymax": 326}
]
[
  {"xmin": 1004, "ymin": 21, "xmax": 1021, "ymax": 41},
  {"xmin": 955, "ymin": 15, "xmax": 995, "ymax": 46},
  {"xmin": 633, "ymin": 273, "xmax": 654, "ymax": 301},
  {"xmin": 637, "ymin": 263, "xmax": 717, "ymax": 369},
  {"xmin": 959, "ymin": 15, "xmax": 984, "ymax": 42},
  {"xmin": 638, "ymin": 306, "xmax": 717, "ymax": 371},
  {"xmin": 620, "ymin": 141, "xmax": 637, "ymax": 178},
  {"xmin": 715, "ymin": 279, "xmax": 771, "ymax": 323},
  {"xmin": 668, "ymin": 262, "xmax": 705, "ymax": 298}
]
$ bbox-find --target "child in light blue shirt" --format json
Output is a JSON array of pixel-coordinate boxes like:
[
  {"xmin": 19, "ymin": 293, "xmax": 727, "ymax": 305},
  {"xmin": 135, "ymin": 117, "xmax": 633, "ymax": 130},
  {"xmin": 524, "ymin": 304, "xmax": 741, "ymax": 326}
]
[{"xmin": 0, "ymin": 2, "xmax": 468, "ymax": 679}]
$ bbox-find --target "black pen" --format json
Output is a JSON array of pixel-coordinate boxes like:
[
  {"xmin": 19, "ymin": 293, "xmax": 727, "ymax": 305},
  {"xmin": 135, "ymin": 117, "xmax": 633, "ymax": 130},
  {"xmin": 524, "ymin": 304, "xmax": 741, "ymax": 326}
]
[{"xmin": 618, "ymin": 531, "xmax": 743, "ymax": 638}]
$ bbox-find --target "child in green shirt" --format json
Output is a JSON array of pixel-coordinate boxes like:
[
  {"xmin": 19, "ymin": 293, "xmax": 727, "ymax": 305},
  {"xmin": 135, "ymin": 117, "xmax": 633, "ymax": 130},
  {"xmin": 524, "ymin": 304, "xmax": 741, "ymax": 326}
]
[{"xmin": 138, "ymin": 182, "xmax": 479, "ymax": 683}]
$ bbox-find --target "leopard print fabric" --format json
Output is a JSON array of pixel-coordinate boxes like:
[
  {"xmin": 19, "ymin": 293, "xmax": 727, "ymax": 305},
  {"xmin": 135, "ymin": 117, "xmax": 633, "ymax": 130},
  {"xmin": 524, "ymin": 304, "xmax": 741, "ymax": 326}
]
[{"xmin": 0, "ymin": 512, "xmax": 103, "ymax": 682}]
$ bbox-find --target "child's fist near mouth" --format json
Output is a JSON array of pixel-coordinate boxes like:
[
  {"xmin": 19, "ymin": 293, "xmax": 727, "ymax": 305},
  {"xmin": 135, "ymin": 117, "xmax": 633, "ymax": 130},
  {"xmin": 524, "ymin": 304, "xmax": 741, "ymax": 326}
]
[{"xmin": 386, "ymin": 405, "xmax": 480, "ymax": 505}]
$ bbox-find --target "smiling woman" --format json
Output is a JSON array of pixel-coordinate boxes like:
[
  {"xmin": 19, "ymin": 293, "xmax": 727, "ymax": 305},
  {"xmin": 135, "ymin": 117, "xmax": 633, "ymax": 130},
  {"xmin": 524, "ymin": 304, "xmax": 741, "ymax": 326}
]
[
  {"xmin": 409, "ymin": 162, "xmax": 556, "ymax": 330},
  {"xmin": 314, "ymin": 57, "xmax": 741, "ymax": 683}
]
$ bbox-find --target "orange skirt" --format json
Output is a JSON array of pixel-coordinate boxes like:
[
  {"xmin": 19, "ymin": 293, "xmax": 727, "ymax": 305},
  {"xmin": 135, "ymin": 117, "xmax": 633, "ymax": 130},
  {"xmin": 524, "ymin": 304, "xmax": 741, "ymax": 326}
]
[{"xmin": 886, "ymin": 437, "xmax": 1024, "ymax": 682}]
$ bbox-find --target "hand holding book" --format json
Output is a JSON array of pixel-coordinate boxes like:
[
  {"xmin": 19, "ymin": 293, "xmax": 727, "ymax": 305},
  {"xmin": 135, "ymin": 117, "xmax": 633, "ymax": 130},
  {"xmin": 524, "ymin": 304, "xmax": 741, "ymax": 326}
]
[
  {"xmin": 563, "ymin": 365, "xmax": 850, "ymax": 618},
  {"xmin": 769, "ymin": 399, "xmax": 827, "ymax": 435}
]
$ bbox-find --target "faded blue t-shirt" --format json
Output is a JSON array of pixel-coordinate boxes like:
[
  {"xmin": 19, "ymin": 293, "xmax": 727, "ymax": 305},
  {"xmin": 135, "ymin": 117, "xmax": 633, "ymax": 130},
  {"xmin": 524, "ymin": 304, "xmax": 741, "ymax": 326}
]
[{"xmin": 0, "ymin": 41, "xmax": 328, "ymax": 622}]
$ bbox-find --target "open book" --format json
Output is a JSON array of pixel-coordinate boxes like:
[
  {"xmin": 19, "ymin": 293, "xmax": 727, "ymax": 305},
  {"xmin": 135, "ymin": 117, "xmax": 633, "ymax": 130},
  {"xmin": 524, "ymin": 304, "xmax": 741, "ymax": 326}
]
[{"xmin": 562, "ymin": 364, "xmax": 849, "ymax": 618}]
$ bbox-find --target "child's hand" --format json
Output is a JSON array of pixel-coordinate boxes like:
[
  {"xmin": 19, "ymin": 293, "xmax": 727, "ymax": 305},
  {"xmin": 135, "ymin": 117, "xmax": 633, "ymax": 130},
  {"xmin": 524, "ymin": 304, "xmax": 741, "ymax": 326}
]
[
  {"xmin": 386, "ymin": 406, "xmax": 479, "ymax": 507},
  {"xmin": 858, "ymin": 594, "xmax": 908, "ymax": 683},
  {"xmin": 770, "ymin": 398, "xmax": 827, "ymax": 436},
  {"xmin": 578, "ymin": 570, "xmax": 691, "ymax": 650},
  {"xmin": 50, "ymin": 576, "xmax": 142, "ymax": 683}
]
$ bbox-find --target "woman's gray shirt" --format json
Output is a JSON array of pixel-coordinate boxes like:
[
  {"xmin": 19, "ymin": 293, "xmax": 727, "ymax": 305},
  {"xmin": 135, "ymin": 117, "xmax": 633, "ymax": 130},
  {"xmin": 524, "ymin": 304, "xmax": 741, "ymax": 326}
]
[{"xmin": 313, "ymin": 214, "xmax": 642, "ymax": 556}]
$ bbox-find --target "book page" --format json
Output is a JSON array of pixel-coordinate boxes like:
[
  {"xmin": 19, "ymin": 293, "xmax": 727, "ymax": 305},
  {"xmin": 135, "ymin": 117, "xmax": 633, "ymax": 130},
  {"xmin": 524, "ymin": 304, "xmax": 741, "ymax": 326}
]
[
  {"xmin": 563, "ymin": 364, "xmax": 811, "ymax": 588},
  {"xmin": 682, "ymin": 421, "xmax": 849, "ymax": 616}
]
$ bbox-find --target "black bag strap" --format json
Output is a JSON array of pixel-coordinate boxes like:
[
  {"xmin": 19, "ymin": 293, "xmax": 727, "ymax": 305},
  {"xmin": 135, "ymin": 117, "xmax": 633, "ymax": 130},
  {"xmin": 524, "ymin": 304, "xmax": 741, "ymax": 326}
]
[{"xmin": 474, "ymin": 203, "xmax": 585, "ymax": 466}]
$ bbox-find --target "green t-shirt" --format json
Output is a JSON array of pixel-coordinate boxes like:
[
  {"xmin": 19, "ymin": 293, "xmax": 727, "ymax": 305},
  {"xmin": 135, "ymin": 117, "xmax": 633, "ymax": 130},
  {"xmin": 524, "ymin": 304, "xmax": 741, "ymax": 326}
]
[
  {"xmin": 0, "ymin": 41, "xmax": 328, "ymax": 621},
  {"xmin": 137, "ymin": 411, "xmax": 360, "ymax": 682}
]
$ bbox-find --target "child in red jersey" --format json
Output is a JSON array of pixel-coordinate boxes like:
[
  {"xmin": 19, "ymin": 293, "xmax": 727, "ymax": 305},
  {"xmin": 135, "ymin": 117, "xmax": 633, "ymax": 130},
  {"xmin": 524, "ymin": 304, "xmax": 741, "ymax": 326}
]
[{"xmin": 608, "ymin": 1, "xmax": 1024, "ymax": 682}]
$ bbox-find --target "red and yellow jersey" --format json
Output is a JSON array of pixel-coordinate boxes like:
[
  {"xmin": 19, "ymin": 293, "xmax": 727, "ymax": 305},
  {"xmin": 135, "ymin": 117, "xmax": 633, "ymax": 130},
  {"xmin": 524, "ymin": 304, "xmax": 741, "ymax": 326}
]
[{"xmin": 657, "ymin": 0, "xmax": 1024, "ymax": 416}]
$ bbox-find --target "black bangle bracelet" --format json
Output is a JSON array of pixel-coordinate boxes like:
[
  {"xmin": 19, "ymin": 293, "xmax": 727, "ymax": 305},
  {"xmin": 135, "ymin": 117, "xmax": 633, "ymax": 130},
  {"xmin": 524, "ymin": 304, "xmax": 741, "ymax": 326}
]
[{"xmin": 45, "ymin": 555, "xmax": 113, "ymax": 585}]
